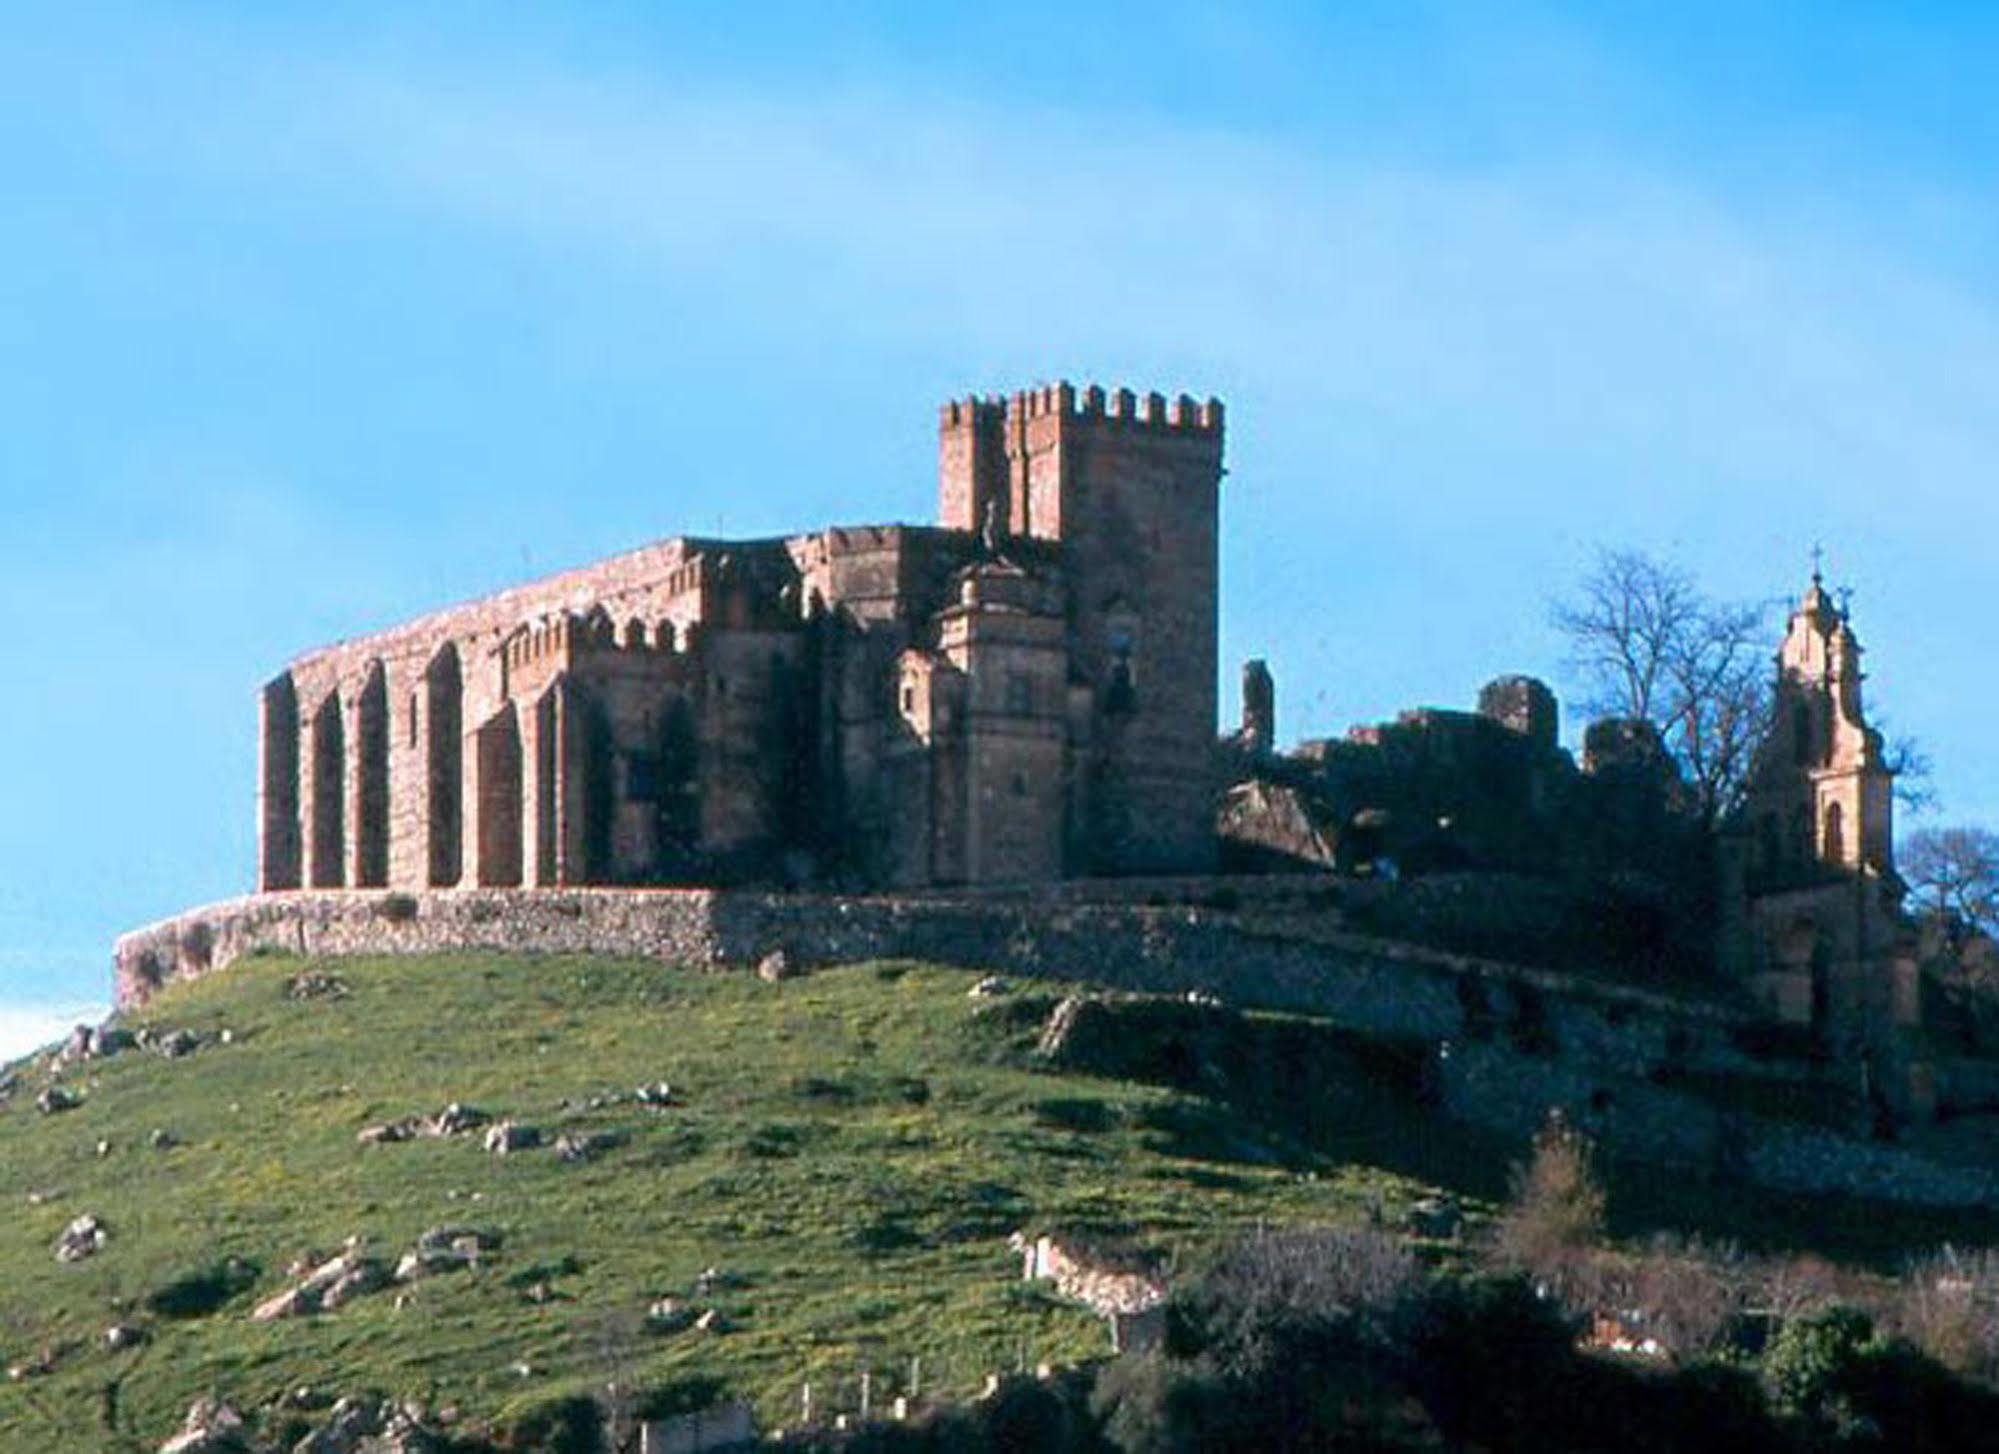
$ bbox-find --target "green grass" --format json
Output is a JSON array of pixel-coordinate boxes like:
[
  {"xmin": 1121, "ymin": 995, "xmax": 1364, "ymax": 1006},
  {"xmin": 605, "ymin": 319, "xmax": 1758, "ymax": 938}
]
[
  {"xmin": 0, "ymin": 956, "xmax": 1444, "ymax": 1450},
  {"xmin": 1, "ymin": 952, "xmax": 1984, "ymax": 1452}
]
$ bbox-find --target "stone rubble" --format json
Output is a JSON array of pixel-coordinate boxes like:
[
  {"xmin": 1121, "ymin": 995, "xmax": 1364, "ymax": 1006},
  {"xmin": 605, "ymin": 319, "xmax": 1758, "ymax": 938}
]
[
  {"xmin": 158, "ymin": 1396, "xmax": 250, "ymax": 1453},
  {"xmin": 393, "ymin": 1226, "xmax": 497, "ymax": 1284},
  {"xmin": 54, "ymin": 1213, "xmax": 107, "ymax": 1263},
  {"xmin": 552, "ymin": 1129, "xmax": 626, "ymax": 1163},
  {"xmin": 482, "ymin": 1120, "xmax": 540, "ymax": 1155},
  {"xmin": 252, "ymin": 1244, "xmax": 387, "ymax": 1322}
]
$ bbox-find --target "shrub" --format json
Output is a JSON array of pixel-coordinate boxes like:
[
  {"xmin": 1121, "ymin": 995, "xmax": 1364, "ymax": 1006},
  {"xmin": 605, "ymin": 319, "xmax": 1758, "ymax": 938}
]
[
  {"xmin": 146, "ymin": 1257, "xmax": 260, "ymax": 1319},
  {"xmin": 1761, "ymin": 1304, "xmax": 1877, "ymax": 1434},
  {"xmin": 1493, "ymin": 1111, "xmax": 1605, "ymax": 1286}
]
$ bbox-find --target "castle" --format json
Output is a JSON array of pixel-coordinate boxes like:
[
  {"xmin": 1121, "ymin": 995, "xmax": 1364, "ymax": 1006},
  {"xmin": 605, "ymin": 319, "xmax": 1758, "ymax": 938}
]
[
  {"xmin": 255, "ymin": 384, "xmax": 1223, "ymax": 897},
  {"xmin": 109, "ymin": 382, "xmax": 1993, "ymax": 1199},
  {"xmin": 247, "ymin": 382, "xmax": 1919, "ymax": 1058}
]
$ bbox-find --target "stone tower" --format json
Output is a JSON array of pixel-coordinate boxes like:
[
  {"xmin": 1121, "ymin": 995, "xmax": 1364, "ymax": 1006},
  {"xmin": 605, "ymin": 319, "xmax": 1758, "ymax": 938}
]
[
  {"xmin": 1744, "ymin": 571, "xmax": 1895, "ymax": 882},
  {"xmin": 1729, "ymin": 569, "xmax": 1910, "ymax": 1046},
  {"xmin": 940, "ymin": 383, "xmax": 1225, "ymax": 873}
]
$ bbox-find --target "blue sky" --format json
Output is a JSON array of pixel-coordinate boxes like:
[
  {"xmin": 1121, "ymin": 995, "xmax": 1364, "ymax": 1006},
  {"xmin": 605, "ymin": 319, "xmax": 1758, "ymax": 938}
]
[{"xmin": 5, "ymin": 3, "xmax": 1997, "ymax": 1054}]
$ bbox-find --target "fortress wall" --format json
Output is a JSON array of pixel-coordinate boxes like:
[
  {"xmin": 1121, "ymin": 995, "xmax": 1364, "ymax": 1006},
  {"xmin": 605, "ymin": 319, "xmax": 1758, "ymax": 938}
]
[{"xmin": 110, "ymin": 887, "xmax": 1996, "ymax": 1205}]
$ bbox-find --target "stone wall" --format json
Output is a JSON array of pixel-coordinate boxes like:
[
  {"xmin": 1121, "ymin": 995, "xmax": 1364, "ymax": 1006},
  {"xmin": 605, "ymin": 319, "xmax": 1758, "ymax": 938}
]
[{"xmin": 111, "ymin": 885, "xmax": 1999, "ymax": 1207}]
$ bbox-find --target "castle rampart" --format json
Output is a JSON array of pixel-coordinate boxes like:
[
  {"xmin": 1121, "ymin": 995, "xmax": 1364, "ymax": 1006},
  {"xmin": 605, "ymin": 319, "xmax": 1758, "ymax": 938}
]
[{"xmin": 112, "ymin": 885, "xmax": 1999, "ymax": 1208}]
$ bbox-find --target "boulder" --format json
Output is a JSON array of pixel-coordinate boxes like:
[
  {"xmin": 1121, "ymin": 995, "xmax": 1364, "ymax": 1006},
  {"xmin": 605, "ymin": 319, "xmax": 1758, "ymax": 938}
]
[
  {"xmin": 552, "ymin": 1129, "xmax": 626, "ymax": 1164},
  {"xmin": 155, "ymin": 1029, "xmax": 202, "ymax": 1060},
  {"xmin": 292, "ymin": 1394, "xmax": 382, "ymax": 1454},
  {"xmin": 54, "ymin": 1213, "xmax": 107, "ymax": 1263},
  {"xmin": 393, "ymin": 1227, "xmax": 495, "ymax": 1283},
  {"xmin": 104, "ymin": 1323, "xmax": 146, "ymax": 1351},
  {"xmin": 633, "ymin": 1081, "xmax": 681, "ymax": 1108},
  {"xmin": 968, "ymin": 976, "xmax": 1010, "ymax": 999},
  {"xmin": 158, "ymin": 1396, "xmax": 249, "ymax": 1453},
  {"xmin": 646, "ymin": 1297, "xmax": 693, "ymax": 1333},
  {"xmin": 482, "ymin": 1121, "xmax": 540, "ymax": 1155},
  {"xmin": 757, "ymin": 949, "xmax": 797, "ymax": 982},
  {"xmin": 285, "ymin": 970, "xmax": 350, "ymax": 1002},
  {"xmin": 356, "ymin": 1119, "xmax": 417, "ymax": 1146},
  {"xmin": 35, "ymin": 1085, "xmax": 79, "ymax": 1115},
  {"xmin": 252, "ymin": 1286, "xmax": 311, "ymax": 1323},
  {"xmin": 425, "ymin": 1103, "xmax": 487, "ymax": 1138}
]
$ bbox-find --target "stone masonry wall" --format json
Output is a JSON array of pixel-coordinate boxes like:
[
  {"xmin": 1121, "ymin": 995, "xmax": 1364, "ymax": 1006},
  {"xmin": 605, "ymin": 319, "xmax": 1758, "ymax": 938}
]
[{"xmin": 110, "ymin": 888, "xmax": 1999, "ymax": 1207}]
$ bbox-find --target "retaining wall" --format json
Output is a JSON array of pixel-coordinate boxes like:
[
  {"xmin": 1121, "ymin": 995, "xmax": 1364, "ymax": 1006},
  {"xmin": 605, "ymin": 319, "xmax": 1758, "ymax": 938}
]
[{"xmin": 110, "ymin": 888, "xmax": 1999, "ymax": 1207}]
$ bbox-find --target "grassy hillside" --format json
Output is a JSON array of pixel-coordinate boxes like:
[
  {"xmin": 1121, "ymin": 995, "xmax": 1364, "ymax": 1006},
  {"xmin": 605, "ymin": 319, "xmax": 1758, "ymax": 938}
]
[
  {"xmin": 0, "ymin": 955, "xmax": 1453, "ymax": 1450},
  {"xmin": 3, "ymin": 952, "xmax": 1986, "ymax": 1451}
]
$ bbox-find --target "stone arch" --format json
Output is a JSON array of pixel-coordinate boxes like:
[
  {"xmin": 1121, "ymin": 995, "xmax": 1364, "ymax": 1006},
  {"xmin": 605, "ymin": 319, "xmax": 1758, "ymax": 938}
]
[
  {"xmin": 354, "ymin": 662, "xmax": 390, "ymax": 888},
  {"xmin": 308, "ymin": 689, "xmax": 345, "ymax": 887},
  {"xmin": 259, "ymin": 672, "xmax": 301, "ymax": 890},
  {"xmin": 425, "ymin": 644, "xmax": 463, "ymax": 887},
  {"xmin": 475, "ymin": 702, "xmax": 523, "ymax": 887}
]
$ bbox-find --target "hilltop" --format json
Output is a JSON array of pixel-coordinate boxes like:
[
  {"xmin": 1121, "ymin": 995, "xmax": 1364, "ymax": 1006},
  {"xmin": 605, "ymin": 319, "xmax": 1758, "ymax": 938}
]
[
  {"xmin": 1, "ymin": 953, "xmax": 1989, "ymax": 1452},
  {"xmin": 0, "ymin": 954, "xmax": 1458, "ymax": 1450}
]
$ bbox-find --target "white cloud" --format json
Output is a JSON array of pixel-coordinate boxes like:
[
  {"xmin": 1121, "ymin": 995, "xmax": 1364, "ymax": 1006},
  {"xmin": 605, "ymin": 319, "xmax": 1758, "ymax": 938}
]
[{"xmin": 0, "ymin": 1004, "xmax": 102, "ymax": 1065}]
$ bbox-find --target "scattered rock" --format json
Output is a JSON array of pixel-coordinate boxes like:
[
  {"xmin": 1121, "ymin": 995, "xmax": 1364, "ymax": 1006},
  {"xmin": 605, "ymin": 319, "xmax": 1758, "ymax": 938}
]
[
  {"xmin": 104, "ymin": 1323, "xmax": 146, "ymax": 1351},
  {"xmin": 36, "ymin": 1085, "xmax": 79, "ymax": 1115},
  {"xmin": 757, "ymin": 948, "xmax": 797, "ymax": 982},
  {"xmin": 150, "ymin": 1128, "xmax": 177, "ymax": 1150},
  {"xmin": 7, "ymin": 1352, "xmax": 52, "ymax": 1381},
  {"xmin": 646, "ymin": 1297, "xmax": 693, "ymax": 1333},
  {"xmin": 286, "ymin": 969, "xmax": 350, "ymax": 1002},
  {"xmin": 158, "ymin": 1395, "xmax": 249, "ymax": 1453},
  {"xmin": 393, "ymin": 1227, "xmax": 496, "ymax": 1283},
  {"xmin": 96, "ymin": 1138, "xmax": 113, "ymax": 1158},
  {"xmin": 1183, "ymin": 989, "xmax": 1222, "ymax": 1008},
  {"xmin": 356, "ymin": 1119, "xmax": 418, "ymax": 1146},
  {"xmin": 154, "ymin": 1029, "xmax": 202, "ymax": 1060},
  {"xmin": 54, "ymin": 1213, "xmax": 107, "ymax": 1263},
  {"xmin": 319, "ymin": 1260, "xmax": 387, "ymax": 1310},
  {"xmin": 692, "ymin": 1265, "xmax": 744, "ymax": 1295},
  {"xmin": 694, "ymin": 1308, "xmax": 729, "ymax": 1334},
  {"xmin": 252, "ymin": 1248, "xmax": 387, "ymax": 1321},
  {"xmin": 552, "ymin": 1129, "xmax": 626, "ymax": 1164},
  {"xmin": 292, "ymin": 1398, "xmax": 376, "ymax": 1453},
  {"xmin": 426, "ymin": 1103, "xmax": 488, "ymax": 1138},
  {"xmin": 634, "ymin": 1081, "xmax": 681, "ymax": 1109},
  {"xmin": 483, "ymin": 1120, "xmax": 540, "ymax": 1155},
  {"xmin": 968, "ymin": 976, "xmax": 1010, "ymax": 999},
  {"xmin": 25, "ymin": 1187, "xmax": 60, "ymax": 1206}
]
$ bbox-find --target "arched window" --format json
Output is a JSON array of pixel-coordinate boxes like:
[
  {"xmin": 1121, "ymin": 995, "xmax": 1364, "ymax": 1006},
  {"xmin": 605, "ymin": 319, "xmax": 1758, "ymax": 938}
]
[
  {"xmin": 1822, "ymin": 801, "xmax": 1845, "ymax": 865},
  {"xmin": 1104, "ymin": 601, "xmax": 1139, "ymax": 715}
]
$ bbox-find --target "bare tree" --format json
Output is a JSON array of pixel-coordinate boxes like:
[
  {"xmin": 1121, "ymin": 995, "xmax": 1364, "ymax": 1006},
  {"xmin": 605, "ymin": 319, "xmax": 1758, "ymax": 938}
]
[
  {"xmin": 1903, "ymin": 826, "xmax": 1999, "ymax": 940},
  {"xmin": 1552, "ymin": 548, "xmax": 1774, "ymax": 826}
]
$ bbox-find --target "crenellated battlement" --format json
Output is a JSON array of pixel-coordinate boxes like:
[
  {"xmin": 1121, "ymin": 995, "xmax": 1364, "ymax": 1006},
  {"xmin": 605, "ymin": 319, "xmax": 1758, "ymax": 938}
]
[{"xmin": 944, "ymin": 382, "xmax": 1222, "ymax": 435}]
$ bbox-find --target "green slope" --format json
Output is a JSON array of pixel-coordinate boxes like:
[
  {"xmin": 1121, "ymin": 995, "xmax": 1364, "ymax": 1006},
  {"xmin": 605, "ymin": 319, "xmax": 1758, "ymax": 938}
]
[{"xmin": 0, "ymin": 955, "xmax": 1453, "ymax": 1451}]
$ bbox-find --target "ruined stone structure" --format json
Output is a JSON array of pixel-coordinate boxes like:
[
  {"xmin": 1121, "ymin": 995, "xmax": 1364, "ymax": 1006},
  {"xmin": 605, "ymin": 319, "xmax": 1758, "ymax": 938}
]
[
  {"xmin": 255, "ymin": 384, "xmax": 1223, "ymax": 895},
  {"xmin": 1722, "ymin": 572, "xmax": 1916, "ymax": 1052}
]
